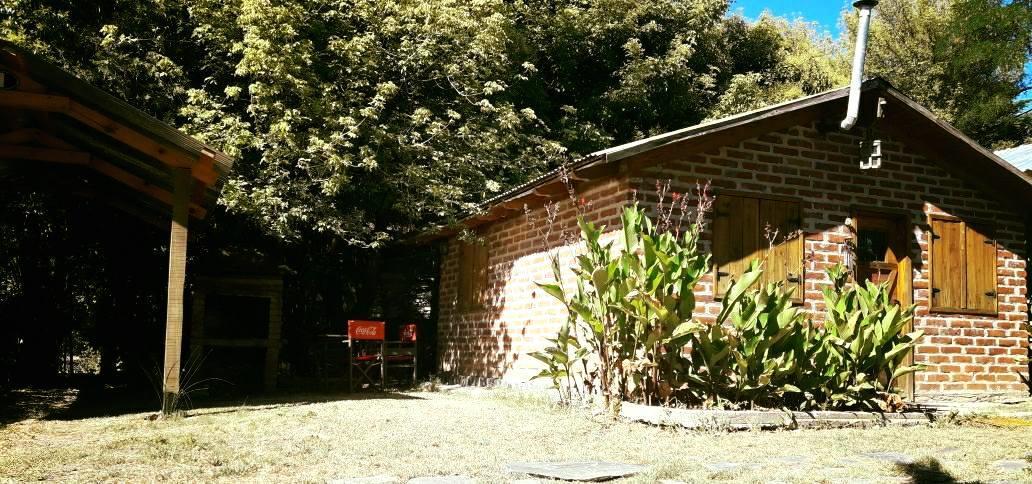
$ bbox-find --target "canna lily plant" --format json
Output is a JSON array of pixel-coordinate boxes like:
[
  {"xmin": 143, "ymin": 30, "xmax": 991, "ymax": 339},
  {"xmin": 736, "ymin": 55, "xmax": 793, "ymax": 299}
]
[
  {"xmin": 531, "ymin": 192, "xmax": 925, "ymax": 412},
  {"xmin": 813, "ymin": 264, "xmax": 925, "ymax": 410}
]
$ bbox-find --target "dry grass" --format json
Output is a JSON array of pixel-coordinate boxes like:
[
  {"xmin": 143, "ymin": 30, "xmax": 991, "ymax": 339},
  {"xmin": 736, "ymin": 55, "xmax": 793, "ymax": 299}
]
[{"xmin": 1, "ymin": 387, "xmax": 1030, "ymax": 483}]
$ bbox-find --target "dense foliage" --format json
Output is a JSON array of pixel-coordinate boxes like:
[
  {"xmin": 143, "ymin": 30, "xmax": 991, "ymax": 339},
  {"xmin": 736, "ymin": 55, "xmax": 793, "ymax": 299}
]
[
  {"xmin": 533, "ymin": 202, "xmax": 924, "ymax": 411},
  {"xmin": 5, "ymin": 0, "xmax": 1027, "ymax": 244},
  {"xmin": 0, "ymin": 1, "xmax": 1028, "ymax": 388},
  {"xmin": 860, "ymin": 0, "xmax": 1032, "ymax": 149}
]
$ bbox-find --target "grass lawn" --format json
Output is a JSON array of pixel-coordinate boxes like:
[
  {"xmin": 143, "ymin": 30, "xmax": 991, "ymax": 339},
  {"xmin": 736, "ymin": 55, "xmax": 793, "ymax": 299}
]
[{"xmin": 1, "ymin": 387, "xmax": 1030, "ymax": 483}]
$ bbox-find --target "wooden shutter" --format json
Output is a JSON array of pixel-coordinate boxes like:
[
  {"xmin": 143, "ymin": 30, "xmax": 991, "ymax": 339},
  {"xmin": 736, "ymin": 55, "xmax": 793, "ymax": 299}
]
[
  {"xmin": 929, "ymin": 217, "xmax": 965, "ymax": 311},
  {"xmin": 758, "ymin": 198, "xmax": 804, "ymax": 298},
  {"xmin": 458, "ymin": 242, "xmax": 474, "ymax": 309},
  {"xmin": 712, "ymin": 195, "xmax": 760, "ymax": 297},
  {"xmin": 473, "ymin": 242, "xmax": 490, "ymax": 308},
  {"xmin": 964, "ymin": 224, "xmax": 997, "ymax": 313}
]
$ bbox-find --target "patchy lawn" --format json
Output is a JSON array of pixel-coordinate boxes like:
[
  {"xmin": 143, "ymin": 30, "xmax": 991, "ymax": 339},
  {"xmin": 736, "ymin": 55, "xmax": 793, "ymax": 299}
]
[{"xmin": 1, "ymin": 387, "xmax": 1030, "ymax": 483}]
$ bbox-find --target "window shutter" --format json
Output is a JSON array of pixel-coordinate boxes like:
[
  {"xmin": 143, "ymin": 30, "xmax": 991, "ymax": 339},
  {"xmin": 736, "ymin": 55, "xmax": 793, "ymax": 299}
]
[
  {"xmin": 964, "ymin": 225, "xmax": 997, "ymax": 313},
  {"xmin": 929, "ymin": 218, "xmax": 965, "ymax": 311},
  {"xmin": 458, "ymin": 243, "xmax": 473, "ymax": 309},
  {"xmin": 712, "ymin": 195, "xmax": 759, "ymax": 297},
  {"xmin": 758, "ymin": 199, "xmax": 804, "ymax": 298},
  {"xmin": 474, "ymin": 242, "xmax": 490, "ymax": 308}
]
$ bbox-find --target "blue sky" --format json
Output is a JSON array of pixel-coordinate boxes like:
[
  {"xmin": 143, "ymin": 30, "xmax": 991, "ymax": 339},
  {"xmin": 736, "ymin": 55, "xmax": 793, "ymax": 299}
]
[
  {"xmin": 731, "ymin": 0, "xmax": 853, "ymax": 36},
  {"xmin": 731, "ymin": 0, "xmax": 1032, "ymax": 100}
]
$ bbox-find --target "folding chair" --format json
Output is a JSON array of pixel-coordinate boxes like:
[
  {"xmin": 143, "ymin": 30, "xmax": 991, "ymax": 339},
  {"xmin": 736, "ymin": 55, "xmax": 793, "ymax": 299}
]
[
  {"xmin": 347, "ymin": 320, "xmax": 385, "ymax": 392},
  {"xmin": 384, "ymin": 323, "xmax": 418, "ymax": 385}
]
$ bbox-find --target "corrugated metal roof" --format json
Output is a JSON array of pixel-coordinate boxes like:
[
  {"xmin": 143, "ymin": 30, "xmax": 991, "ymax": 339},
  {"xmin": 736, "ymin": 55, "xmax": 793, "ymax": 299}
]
[{"xmin": 995, "ymin": 144, "xmax": 1032, "ymax": 172}]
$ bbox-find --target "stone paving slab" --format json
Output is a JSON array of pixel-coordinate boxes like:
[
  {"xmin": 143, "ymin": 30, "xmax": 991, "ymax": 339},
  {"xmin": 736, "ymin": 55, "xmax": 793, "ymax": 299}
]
[
  {"xmin": 704, "ymin": 461, "xmax": 763, "ymax": 472},
  {"xmin": 858, "ymin": 452, "xmax": 914, "ymax": 464},
  {"xmin": 328, "ymin": 476, "xmax": 400, "ymax": 484},
  {"xmin": 991, "ymin": 459, "xmax": 1031, "ymax": 472},
  {"xmin": 505, "ymin": 461, "xmax": 645, "ymax": 481},
  {"xmin": 406, "ymin": 477, "xmax": 476, "ymax": 484}
]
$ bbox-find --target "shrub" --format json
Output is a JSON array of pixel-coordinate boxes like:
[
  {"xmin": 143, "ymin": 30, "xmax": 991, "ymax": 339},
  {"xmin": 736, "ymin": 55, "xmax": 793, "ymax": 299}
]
[
  {"xmin": 810, "ymin": 265, "xmax": 924, "ymax": 410},
  {"xmin": 681, "ymin": 260, "xmax": 811, "ymax": 409},
  {"xmin": 533, "ymin": 203, "xmax": 710, "ymax": 408},
  {"xmin": 532, "ymin": 195, "xmax": 924, "ymax": 412}
]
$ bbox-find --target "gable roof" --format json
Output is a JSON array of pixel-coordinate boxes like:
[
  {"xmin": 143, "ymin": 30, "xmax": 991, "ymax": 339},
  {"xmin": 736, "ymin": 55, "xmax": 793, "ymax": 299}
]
[
  {"xmin": 414, "ymin": 77, "xmax": 1032, "ymax": 242},
  {"xmin": 0, "ymin": 40, "xmax": 233, "ymax": 220},
  {"xmin": 996, "ymin": 144, "xmax": 1032, "ymax": 174}
]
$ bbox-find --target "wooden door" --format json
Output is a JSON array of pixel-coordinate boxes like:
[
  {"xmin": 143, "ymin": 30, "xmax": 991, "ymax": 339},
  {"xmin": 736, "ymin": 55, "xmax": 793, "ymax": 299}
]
[{"xmin": 855, "ymin": 211, "xmax": 914, "ymax": 399}]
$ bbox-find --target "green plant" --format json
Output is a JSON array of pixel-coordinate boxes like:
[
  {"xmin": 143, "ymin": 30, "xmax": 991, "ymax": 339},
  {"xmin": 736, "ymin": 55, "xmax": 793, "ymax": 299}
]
[
  {"xmin": 814, "ymin": 264, "xmax": 924, "ymax": 410},
  {"xmin": 529, "ymin": 315, "xmax": 587, "ymax": 404},
  {"xmin": 682, "ymin": 260, "xmax": 811, "ymax": 409},
  {"xmin": 534, "ymin": 201, "xmax": 710, "ymax": 408},
  {"xmin": 532, "ymin": 192, "xmax": 925, "ymax": 412}
]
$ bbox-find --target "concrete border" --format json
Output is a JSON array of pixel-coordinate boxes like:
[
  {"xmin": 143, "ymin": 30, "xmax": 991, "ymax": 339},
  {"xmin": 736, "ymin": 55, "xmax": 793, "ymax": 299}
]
[{"xmin": 619, "ymin": 402, "xmax": 936, "ymax": 430}]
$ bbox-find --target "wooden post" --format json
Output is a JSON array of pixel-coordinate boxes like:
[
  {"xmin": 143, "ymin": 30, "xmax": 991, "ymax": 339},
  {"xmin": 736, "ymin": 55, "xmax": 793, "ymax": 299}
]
[{"xmin": 162, "ymin": 168, "xmax": 191, "ymax": 414}]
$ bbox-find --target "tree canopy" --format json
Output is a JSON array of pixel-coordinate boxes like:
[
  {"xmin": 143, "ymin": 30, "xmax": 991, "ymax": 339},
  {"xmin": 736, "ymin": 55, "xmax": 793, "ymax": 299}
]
[
  {"xmin": 3, "ymin": 0, "xmax": 1031, "ymax": 388},
  {"xmin": 2, "ymin": 0, "xmax": 1030, "ymax": 242}
]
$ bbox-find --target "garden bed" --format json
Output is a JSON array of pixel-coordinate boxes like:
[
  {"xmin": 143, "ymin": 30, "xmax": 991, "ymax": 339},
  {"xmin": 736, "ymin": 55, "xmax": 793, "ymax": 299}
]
[{"xmin": 619, "ymin": 401, "xmax": 936, "ymax": 430}]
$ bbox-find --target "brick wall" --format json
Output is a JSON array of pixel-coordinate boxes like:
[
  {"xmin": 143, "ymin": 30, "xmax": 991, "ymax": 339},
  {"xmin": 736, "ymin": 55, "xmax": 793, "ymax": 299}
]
[
  {"xmin": 438, "ymin": 177, "xmax": 630, "ymax": 385},
  {"xmin": 437, "ymin": 122, "xmax": 1031, "ymax": 397}
]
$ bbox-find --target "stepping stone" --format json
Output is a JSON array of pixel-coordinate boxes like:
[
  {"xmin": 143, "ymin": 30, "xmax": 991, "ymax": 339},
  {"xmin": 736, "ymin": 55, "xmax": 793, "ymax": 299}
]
[
  {"xmin": 991, "ymin": 460, "xmax": 1030, "ymax": 472},
  {"xmin": 407, "ymin": 477, "xmax": 475, "ymax": 484},
  {"xmin": 859, "ymin": 452, "xmax": 913, "ymax": 464},
  {"xmin": 704, "ymin": 462, "xmax": 762, "ymax": 472},
  {"xmin": 505, "ymin": 461, "xmax": 646, "ymax": 481},
  {"xmin": 770, "ymin": 455, "xmax": 809, "ymax": 465},
  {"xmin": 328, "ymin": 477, "xmax": 400, "ymax": 484}
]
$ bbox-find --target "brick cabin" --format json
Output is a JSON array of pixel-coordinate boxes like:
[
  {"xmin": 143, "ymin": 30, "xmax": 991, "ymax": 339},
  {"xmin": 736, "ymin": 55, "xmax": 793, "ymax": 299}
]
[{"xmin": 424, "ymin": 78, "xmax": 1032, "ymax": 401}]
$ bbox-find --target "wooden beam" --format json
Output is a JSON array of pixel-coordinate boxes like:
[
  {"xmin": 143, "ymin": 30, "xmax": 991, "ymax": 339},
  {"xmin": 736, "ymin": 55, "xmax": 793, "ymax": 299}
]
[
  {"xmin": 88, "ymin": 158, "xmax": 207, "ymax": 218},
  {"xmin": 0, "ymin": 91, "xmax": 219, "ymax": 186},
  {"xmin": 0, "ymin": 128, "xmax": 42, "ymax": 144},
  {"xmin": 0, "ymin": 137, "xmax": 207, "ymax": 217},
  {"xmin": 0, "ymin": 91, "xmax": 70, "ymax": 111},
  {"xmin": 0, "ymin": 144, "xmax": 90, "ymax": 164},
  {"xmin": 162, "ymin": 168, "xmax": 190, "ymax": 415},
  {"xmin": 68, "ymin": 190, "xmax": 168, "ymax": 231}
]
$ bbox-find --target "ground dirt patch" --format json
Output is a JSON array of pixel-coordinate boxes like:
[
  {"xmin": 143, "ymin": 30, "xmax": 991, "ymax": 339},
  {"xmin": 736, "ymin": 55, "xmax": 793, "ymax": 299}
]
[{"xmin": 1, "ymin": 388, "xmax": 1030, "ymax": 483}]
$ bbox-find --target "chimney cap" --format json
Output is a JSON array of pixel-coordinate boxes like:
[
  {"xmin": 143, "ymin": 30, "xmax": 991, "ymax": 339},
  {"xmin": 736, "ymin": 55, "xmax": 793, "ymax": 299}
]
[{"xmin": 853, "ymin": 0, "xmax": 879, "ymax": 7}]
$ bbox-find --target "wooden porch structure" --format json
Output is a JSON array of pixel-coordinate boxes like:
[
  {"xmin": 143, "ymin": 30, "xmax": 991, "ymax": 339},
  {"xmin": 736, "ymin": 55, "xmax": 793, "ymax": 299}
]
[{"xmin": 0, "ymin": 41, "xmax": 233, "ymax": 414}]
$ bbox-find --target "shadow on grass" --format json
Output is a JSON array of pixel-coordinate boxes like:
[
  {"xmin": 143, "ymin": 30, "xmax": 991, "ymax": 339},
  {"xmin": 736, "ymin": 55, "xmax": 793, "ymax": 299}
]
[
  {"xmin": 894, "ymin": 457, "xmax": 970, "ymax": 484},
  {"xmin": 0, "ymin": 382, "xmax": 424, "ymax": 425}
]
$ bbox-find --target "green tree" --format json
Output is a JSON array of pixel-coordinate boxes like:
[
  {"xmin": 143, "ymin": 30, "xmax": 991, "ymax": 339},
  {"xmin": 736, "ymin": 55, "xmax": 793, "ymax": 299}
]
[
  {"xmin": 708, "ymin": 15, "xmax": 849, "ymax": 119},
  {"xmin": 857, "ymin": 0, "xmax": 1032, "ymax": 148}
]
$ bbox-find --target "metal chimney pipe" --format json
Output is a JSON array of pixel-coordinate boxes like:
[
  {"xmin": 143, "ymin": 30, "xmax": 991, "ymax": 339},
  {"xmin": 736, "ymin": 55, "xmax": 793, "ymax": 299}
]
[{"xmin": 841, "ymin": 0, "xmax": 879, "ymax": 131}]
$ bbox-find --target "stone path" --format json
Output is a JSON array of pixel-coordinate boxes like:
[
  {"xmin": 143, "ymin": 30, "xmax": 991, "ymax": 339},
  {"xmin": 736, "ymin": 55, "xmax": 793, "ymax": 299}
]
[
  {"xmin": 504, "ymin": 461, "xmax": 646, "ymax": 481},
  {"xmin": 329, "ymin": 451, "xmax": 1031, "ymax": 483}
]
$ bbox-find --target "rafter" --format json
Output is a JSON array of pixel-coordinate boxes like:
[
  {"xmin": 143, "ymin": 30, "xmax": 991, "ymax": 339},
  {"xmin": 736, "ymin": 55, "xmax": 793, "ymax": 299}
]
[
  {"xmin": 0, "ymin": 144, "xmax": 90, "ymax": 164},
  {"xmin": 0, "ymin": 91, "xmax": 219, "ymax": 186}
]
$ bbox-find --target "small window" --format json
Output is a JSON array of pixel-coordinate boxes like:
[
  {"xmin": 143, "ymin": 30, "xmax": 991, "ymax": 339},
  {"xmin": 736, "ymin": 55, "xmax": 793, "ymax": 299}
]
[
  {"xmin": 458, "ymin": 239, "xmax": 489, "ymax": 310},
  {"xmin": 928, "ymin": 215, "xmax": 997, "ymax": 315},
  {"xmin": 711, "ymin": 194, "xmax": 804, "ymax": 300}
]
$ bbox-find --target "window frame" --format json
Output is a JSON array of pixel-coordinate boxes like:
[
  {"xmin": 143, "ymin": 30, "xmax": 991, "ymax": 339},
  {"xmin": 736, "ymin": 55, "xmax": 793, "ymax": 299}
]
[
  {"xmin": 710, "ymin": 190, "xmax": 806, "ymax": 303},
  {"xmin": 926, "ymin": 213, "xmax": 998, "ymax": 316}
]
